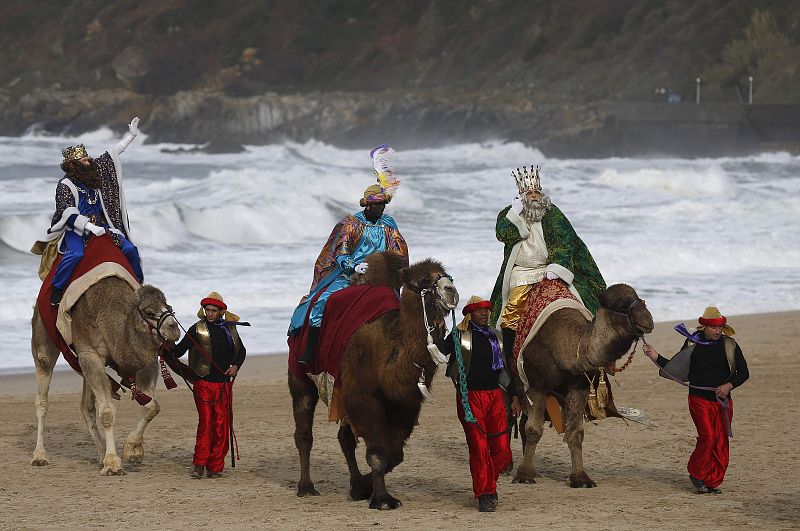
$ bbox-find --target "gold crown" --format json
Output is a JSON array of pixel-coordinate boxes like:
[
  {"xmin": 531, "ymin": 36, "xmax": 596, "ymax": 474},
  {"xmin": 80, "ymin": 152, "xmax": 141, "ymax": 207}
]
[
  {"xmin": 61, "ymin": 144, "xmax": 89, "ymax": 162},
  {"xmin": 512, "ymin": 165, "xmax": 542, "ymax": 194}
]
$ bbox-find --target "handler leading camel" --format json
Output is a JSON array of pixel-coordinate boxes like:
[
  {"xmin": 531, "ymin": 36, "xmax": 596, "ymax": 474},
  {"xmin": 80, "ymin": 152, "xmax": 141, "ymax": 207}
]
[
  {"xmin": 643, "ymin": 306, "xmax": 749, "ymax": 494},
  {"xmin": 443, "ymin": 295, "xmax": 521, "ymax": 512},
  {"xmin": 171, "ymin": 292, "xmax": 248, "ymax": 479}
]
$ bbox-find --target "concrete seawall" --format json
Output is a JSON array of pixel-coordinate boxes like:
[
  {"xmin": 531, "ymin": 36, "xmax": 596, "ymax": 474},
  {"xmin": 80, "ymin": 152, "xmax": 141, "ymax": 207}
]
[{"xmin": 541, "ymin": 103, "xmax": 800, "ymax": 157}]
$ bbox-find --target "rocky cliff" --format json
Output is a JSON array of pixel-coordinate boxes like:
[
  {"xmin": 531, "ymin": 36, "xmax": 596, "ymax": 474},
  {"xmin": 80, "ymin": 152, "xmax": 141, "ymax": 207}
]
[{"xmin": 2, "ymin": 1, "xmax": 798, "ymax": 155}]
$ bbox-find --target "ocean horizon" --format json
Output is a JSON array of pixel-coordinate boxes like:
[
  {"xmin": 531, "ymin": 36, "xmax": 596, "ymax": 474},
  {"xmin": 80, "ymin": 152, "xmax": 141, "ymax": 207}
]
[{"xmin": 1, "ymin": 129, "xmax": 798, "ymax": 373}]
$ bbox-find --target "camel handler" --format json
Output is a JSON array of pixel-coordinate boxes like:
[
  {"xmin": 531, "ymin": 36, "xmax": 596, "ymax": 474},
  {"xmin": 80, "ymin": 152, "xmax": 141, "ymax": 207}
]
[
  {"xmin": 490, "ymin": 165, "xmax": 606, "ymax": 367},
  {"xmin": 170, "ymin": 292, "xmax": 248, "ymax": 479},
  {"xmin": 289, "ymin": 144, "xmax": 408, "ymax": 365},
  {"xmin": 643, "ymin": 306, "xmax": 749, "ymax": 494},
  {"xmin": 32, "ymin": 117, "xmax": 144, "ymax": 306},
  {"xmin": 442, "ymin": 296, "xmax": 521, "ymax": 513}
]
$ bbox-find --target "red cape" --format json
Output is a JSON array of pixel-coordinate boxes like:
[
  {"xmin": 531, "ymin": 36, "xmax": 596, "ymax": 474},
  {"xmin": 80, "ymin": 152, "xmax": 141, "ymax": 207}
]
[{"xmin": 288, "ymin": 284, "xmax": 400, "ymax": 380}]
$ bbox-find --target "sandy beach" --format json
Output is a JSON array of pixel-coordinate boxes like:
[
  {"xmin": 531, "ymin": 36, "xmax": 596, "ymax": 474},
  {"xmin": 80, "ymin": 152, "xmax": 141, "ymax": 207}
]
[{"xmin": 1, "ymin": 311, "xmax": 798, "ymax": 530}]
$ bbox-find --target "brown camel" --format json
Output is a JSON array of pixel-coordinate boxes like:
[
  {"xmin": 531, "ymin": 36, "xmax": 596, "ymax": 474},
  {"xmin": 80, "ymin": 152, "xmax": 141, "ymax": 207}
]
[
  {"xmin": 30, "ymin": 277, "xmax": 180, "ymax": 475},
  {"xmin": 289, "ymin": 252, "xmax": 459, "ymax": 509},
  {"xmin": 512, "ymin": 283, "xmax": 653, "ymax": 488}
]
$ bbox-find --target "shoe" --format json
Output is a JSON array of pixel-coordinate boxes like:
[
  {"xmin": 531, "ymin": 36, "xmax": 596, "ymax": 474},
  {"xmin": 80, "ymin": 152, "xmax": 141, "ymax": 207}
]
[
  {"xmin": 489, "ymin": 492, "xmax": 498, "ymax": 509},
  {"xmin": 478, "ymin": 494, "xmax": 496, "ymax": 512},
  {"xmin": 705, "ymin": 486, "xmax": 722, "ymax": 494},
  {"xmin": 49, "ymin": 287, "xmax": 64, "ymax": 306},
  {"xmin": 206, "ymin": 470, "xmax": 222, "ymax": 479},
  {"xmin": 689, "ymin": 475, "xmax": 706, "ymax": 493},
  {"xmin": 191, "ymin": 465, "xmax": 204, "ymax": 479},
  {"xmin": 298, "ymin": 327, "xmax": 321, "ymax": 364}
]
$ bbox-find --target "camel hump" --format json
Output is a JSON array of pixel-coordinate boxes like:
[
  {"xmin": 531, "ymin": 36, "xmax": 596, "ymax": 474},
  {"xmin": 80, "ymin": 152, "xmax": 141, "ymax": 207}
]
[{"xmin": 361, "ymin": 251, "xmax": 409, "ymax": 289}]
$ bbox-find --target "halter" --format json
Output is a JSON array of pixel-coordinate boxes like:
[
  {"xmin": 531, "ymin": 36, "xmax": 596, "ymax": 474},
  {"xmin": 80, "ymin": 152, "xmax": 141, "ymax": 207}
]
[
  {"xmin": 138, "ymin": 304, "xmax": 176, "ymax": 342},
  {"xmin": 600, "ymin": 298, "xmax": 644, "ymax": 332},
  {"xmin": 597, "ymin": 298, "xmax": 646, "ymax": 373}
]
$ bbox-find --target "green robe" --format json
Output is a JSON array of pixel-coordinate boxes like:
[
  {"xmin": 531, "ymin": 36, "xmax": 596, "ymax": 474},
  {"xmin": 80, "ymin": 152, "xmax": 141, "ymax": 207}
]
[{"xmin": 489, "ymin": 204, "xmax": 606, "ymax": 327}]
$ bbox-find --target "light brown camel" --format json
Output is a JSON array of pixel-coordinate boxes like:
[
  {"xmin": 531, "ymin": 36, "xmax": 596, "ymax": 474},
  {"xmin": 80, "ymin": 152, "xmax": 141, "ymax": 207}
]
[
  {"xmin": 512, "ymin": 283, "xmax": 654, "ymax": 488},
  {"xmin": 30, "ymin": 277, "xmax": 180, "ymax": 475},
  {"xmin": 289, "ymin": 252, "xmax": 459, "ymax": 509}
]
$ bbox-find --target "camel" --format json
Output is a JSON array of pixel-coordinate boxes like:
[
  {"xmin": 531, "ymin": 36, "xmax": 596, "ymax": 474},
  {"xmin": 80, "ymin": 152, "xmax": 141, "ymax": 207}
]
[
  {"xmin": 512, "ymin": 283, "xmax": 654, "ymax": 488},
  {"xmin": 30, "ymin": 277, "xmax": 180, "ymax": 475},
  {"xmin": 289, "ymin": 252, "xmax": 459, "ymax": 509}
]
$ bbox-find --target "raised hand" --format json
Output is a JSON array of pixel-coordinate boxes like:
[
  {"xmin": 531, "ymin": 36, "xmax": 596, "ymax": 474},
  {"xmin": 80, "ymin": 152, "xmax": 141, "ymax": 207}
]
[{"xmin": 128, "ymin": 117, "xmax": 139, "ymax": 136}]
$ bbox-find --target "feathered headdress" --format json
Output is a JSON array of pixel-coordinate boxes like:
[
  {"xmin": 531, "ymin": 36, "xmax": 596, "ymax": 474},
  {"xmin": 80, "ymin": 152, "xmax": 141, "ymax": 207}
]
[{"xmin": 370, "ymin": 144, "xmax": 400, "ymax": 200}]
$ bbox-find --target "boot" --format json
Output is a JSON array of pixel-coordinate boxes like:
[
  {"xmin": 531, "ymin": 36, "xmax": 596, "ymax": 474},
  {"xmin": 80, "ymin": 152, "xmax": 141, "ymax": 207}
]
[
  {"xmin": 49, "ymin": 287, "xmax": 64, "ymax": 306},
  {"xmin": 478, "ymin": 494, "xmax": 496, "ymax": 512},
  {"xmin": 501, "ymin": 327, "xmax": 516, "ymax": 364},
  {"xmin": 298, "ymin": 326, "xmax": 321, "ymax": 364}
]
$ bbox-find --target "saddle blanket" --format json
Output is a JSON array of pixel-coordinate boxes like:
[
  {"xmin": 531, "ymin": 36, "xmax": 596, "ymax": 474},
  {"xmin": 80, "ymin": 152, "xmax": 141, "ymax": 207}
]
[
  {"xmin": 288, "ymin": 284, "xmax": 400, "ymax": 419},
  {"xmin": 36, "ymin": 235, "xmax": 139, "ymax": 374}
]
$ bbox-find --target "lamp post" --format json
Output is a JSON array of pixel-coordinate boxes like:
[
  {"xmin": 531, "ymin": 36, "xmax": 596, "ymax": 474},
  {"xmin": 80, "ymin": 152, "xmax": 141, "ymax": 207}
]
[
  {"xmin": 748, "ymin": 76, "xmax": 753, "ymax": 104},
  {"xmin": 696, "ymin": 77, "xmax": 701, "ymax": 104}
]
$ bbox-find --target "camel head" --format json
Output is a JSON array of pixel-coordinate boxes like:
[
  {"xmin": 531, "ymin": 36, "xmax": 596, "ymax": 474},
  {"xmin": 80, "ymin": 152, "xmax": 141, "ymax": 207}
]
[
  {"xmin": 135, "ymin": 285, "xmax": 181, "ymax": 344},
  {"xmin": 597, "ymin": 283, "xmax": 654, "ymax": 337},
  {"xmin": 400, "ymin": 258, "xmax": 459, "ymax": 315}
]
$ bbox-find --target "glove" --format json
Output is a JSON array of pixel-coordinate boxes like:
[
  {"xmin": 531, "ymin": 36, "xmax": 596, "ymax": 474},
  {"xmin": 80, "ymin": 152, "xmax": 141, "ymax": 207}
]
[
  {"xmin": 545, "ymin": 271, "xmax": 559, "ymax": 280},
  {"xmin": 511, "ymin": 196, "xmax": 524, "ymax": 215},
  {"xmin": 354, "ymin": 262, "xmax": 369, "ymax": 274},
  {"xmin": 85, "ymin": 222, "xmax": 106, "ymax": 237},
  {"xmin": 128, "ymin": 117, "xmax": 139, "ymax": 136}
]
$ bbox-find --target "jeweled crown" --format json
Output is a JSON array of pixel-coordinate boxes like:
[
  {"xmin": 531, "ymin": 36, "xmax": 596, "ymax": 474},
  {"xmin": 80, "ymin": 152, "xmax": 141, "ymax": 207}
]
[
  {"xmin": 512, "ymin": 165, "xmax": 542, "ymax": 194},
  {"xmin": 62, "ymin": 144, "xmax": 89, "ymax": 162}
]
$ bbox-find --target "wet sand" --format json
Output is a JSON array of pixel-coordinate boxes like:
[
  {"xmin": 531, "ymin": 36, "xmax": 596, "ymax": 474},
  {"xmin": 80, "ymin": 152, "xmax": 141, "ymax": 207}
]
[{"xmin": 1, "ymin": 311, "xmax": 798, "ymax": 529}]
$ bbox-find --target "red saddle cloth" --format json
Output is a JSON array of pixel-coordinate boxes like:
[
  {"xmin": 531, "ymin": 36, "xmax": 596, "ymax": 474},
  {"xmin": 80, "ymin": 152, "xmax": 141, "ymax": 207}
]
[
  {"xmin": 36, "ymin": 235, "xmax": 138, "ymax": 374},
  {"xmin": 510, "ymin": 278, "xmax": 578, "ymax": 376},
  {"xmin": 288, "ymin": 284, "xmax": 400, "ymax": 380}
]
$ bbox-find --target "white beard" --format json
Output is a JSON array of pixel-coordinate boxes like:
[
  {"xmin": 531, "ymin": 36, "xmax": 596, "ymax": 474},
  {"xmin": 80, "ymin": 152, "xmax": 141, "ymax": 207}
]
[{"xmin": 522, "ymin": 194, "xmax": 552, "ymax": 223}]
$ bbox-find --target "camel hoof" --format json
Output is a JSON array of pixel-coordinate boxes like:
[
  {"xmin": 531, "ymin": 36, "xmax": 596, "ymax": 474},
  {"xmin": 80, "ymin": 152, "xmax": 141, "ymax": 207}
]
[
  {"xmin": 30, "ymin": 457, "xmax": 49, "ymax": 467},
  {"xmin": 350, "ymin": 473, "xmax": 373, "ymax": 501},
  {"xmin": 123, "ymin": 442, "xmax": 144, "ymax": 464},
  {"xmin": 101, "ymin": 466, "xmax": 126, "ymax": 476},
  {"xmin": 369, "ymin": 494, "xmax": 402, "ymax": 510},
  {"xmin": 569, "ymin": 473, "xmax": 596, "ymax": 488},
  {"xmin": 512, "ymin": 466, "xmax": 538, "ymax": 484},
  {"xmin": 296, "ymin": 483, "xmax": 320, "ymax": 497}
]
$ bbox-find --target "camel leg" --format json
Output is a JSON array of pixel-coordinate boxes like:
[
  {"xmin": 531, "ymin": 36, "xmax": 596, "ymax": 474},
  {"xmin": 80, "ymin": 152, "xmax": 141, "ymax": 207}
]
[
  {"xmin": 513, "ymin": 390, "xmax": 546, "ymax": 484},
  {"xmin": 338, "ymin": 423, "xmax": 372, "ymax": 501},
  {"xmin": 289, "ymin": 371, "xmax": 320, "ymax": 496},
  {"xmin": 350, "ymin": 397, "xmax": 405, "ymax": 510},
  {"xmin": 564, "ymin": 387, "xmax": 595, "ymax": 488},
  {"xmin": 123, "ymin": 360, "xmax": 160, "ymax": 464},
  {"xmin": 30, "ymin": 310, "xmax": 59, "ymax": 466},
  {"xmin": 78, "ymin": 346, "xmax": 125, "ymax": 476},
  {"xmin": 80, "ymin": 377, "xmax": 106, "ymax": 464}
]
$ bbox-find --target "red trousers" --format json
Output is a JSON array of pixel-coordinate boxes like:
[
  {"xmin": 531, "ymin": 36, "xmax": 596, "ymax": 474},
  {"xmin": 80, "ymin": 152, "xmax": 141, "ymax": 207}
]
[
  {"xmin": 193, "ymin": 380, "xmax": 232, "ymax": 473},
  {"xmin": 456, "ymin": 388, "xmax": 512, "ymax": 497},
  {"xmin": 687, "ymin": 395, "xmax": 733, "ymax": 489}
]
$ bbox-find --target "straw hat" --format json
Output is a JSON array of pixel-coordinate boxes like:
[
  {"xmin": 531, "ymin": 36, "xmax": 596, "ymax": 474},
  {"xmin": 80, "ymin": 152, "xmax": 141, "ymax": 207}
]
[
  {"xmin": 697, "ymin": 306, "xmax": 734, "ymax": 336},
  {"xmin": 197, "ymin": 291, "xmax": 240, "ymax": 322}
]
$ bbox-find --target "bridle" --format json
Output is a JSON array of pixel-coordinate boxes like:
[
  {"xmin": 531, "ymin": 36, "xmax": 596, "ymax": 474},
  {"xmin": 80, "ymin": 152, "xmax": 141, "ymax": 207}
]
[
  {"xmin": 600, "ymin": 298, "xmax": 646, "ymax": 333},
  {"xmin": 138, "ymin": 304, "xmax": 176, "ymax": 343},
  {"xmin": 599, "ymin": 297, "xmax": 649, "ymax": 374}
]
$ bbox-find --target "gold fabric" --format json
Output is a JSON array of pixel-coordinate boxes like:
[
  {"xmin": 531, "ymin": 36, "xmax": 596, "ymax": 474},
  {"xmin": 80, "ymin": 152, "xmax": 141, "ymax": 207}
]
[
  {"xmin": 499, "ymin": 284, "xmax": 533, "ymax": 330},
  {"xmin": 32, "ymin": 239, "xmax": 60, "ymax": 281}
]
